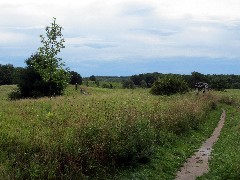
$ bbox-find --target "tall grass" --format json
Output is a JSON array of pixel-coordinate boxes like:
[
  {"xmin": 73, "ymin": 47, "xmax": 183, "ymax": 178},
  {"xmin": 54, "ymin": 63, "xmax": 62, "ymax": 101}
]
[{"xmin": 0, "ymin": 85, "xmax": 225, "ymax": 179}]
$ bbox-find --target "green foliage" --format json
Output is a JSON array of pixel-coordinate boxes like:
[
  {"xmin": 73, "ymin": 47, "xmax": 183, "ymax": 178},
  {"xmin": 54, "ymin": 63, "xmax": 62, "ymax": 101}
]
[
  {"xmin": 190, "ymin": 71, "xmax": 209, "ymax": 88},
  {"xmin": 150, "ymin": 76, "xmax": 189, "ymax": 95},
  {"xmin": 94, "ymin": 76, "xmax": 128, "ymax": 83},
  {"xmin": 11, "ymin": 18, "xmax": 70, "ymax": 98},
  {"xmin": 130, "ymin": 72, "xmax": 240, "ymax": 91},
  {"xmin": 12, "ymin": 54, "xmax": 67, "ymax": 98},
  {"xmin": 69, "ymin": 71, "xmax": 82, "ymax": 85},
  {"xmin": 0, "ymin": 64, "xmax": 14, "ymax": 85},
  {"xmin": 122, "ymin": 79, "xmax": 135, "ymax": 89},
  {"xmin": 89, "ymin": 75, "xmax": 96, "ymax": 81},
  {"xmin": 209, "ymin": 75, "xmax": 229, "ymax": 91},
  {"xmin": 82, "ymin": 78, "xmax": 122, "ymax": 89},
  {"xmin": 102, "ymin": 83, "xmax": 113, "ymax": 89},
  {"xmin": 2, "ymin": 64, "xmax": 240, "ymax": 92},
  {"xmin": 130, "ymin": 72, "xmax": 161, "ymax": 88},
  {"xmin": 140, "ymin": 80, "xmax": 147, "ymax": 88},
  {"xmin": 32, "ymin": 17, "xmax": 70, "ymax": 96},
  {"xmin": 0, "ymin": 64, "xmax": 24, "ymax": 85},
  {"xmin": 12, "ymin": 67, "xmax": 25, "ymax": 84}
]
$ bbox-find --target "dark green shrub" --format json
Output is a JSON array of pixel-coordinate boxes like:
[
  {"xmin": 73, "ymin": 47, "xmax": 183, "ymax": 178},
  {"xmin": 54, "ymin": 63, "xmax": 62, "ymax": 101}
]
[
  {"xmin": 150, "ymin": 76, "xmax": 189, "ymax": 95},
  {"xmin": 8, "ymin": 89, "xmax": 22, "ymax": 100},
  {"xmin": 14, "ymin": 54, "xmax": 68, "ymax": 98},
  {"xmin": 89, "ymin": 75, "xmax": 96, "ymax": 82},
  {"xmin": 102, "ymin": 83, "xmax": 113, "ymax": 89},
  {"xmin": 140, "ymin": 80, "xmax": 147, "ymax": 88},
  {"xmin": 0, "ymin": 64, "xmax": 14, "ymax": 85},
  {"xmin": 69, "ymin": 71, "xmax": 82, "ymax": 85},
  {"xmin": 122, "ymin": 79, "xmax": 135, "ymax": 89}
]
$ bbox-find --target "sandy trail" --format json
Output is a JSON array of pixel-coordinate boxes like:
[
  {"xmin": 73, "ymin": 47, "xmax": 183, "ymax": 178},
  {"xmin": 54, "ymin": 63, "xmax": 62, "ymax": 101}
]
[{"xmin": 175, "ymin": 110, "xmax": 226, "ymax": 180}]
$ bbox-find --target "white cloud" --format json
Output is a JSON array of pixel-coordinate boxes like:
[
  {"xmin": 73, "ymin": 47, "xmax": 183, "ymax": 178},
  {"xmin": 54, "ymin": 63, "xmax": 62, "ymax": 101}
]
[
  {"xmin": 0, "ymin": 31, "xmax": 30, "ymax": 44},
  {"xmin": 1, "ymin": 0, "xmax": 240, "ymax": 69},
  {"xmin": 153, "ymin": 0, "xmax": 240, "ymax": 20}
]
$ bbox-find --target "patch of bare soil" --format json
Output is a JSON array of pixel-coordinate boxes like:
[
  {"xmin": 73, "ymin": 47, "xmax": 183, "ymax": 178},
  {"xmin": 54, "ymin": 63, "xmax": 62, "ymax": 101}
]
[{"xmin": 175, "ymin": 110, "xmax": 226, "ymax": 180}]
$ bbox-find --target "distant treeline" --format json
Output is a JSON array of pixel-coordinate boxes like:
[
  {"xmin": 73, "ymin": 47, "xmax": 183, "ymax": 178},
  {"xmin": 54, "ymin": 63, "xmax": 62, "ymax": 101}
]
[
  {"xmin": 0, "ymin": 64, "xmax": 82, "ymax": 86},
  {"xmin": 94, "ymin": 72, "xmax": 240, "ymax": 90},
  {"xmin": 129, "ymin": 72, "xmax": 240, "ymax": 90},
  {"xmin": 89, "ymin": 76, "xmax": 129, "ymax": 82},
  {"xmin": 0, "ymin": 64, "xmax": 23, "ymax": 85},
  {"xmin": 1, "ymin": 64, "xmax": 240, "ymax": 90}
]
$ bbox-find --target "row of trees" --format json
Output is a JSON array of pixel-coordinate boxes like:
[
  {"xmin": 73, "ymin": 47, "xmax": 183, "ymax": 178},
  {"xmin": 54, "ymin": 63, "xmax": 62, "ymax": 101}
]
[
  {"xmin": 128, "ymin": 72, "xmax": 240, "ymax": 91},
  {"xmin": 0, "ymin": 64, "xmax": 23, "ymax": 85},
  {"xmin": 0, "ymin": 63, "xmax": 82, "ymax": 88}
]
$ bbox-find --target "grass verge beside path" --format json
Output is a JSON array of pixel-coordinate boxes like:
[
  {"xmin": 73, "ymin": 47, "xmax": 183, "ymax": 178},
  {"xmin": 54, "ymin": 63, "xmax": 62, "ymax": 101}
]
[
  {"xmin": 113, "ymin": 107, "xmax": 223, "ymax": 179},
  {"xmin": 198, "ymin": 105, "xmax": 240, "ymax": 180}
]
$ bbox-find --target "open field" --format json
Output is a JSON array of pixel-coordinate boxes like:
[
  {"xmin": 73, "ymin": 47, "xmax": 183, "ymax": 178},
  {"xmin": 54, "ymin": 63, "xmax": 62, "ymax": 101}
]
[{"xmin": 0, "ymin": 85, "xmax": 239, "ymax": 179}]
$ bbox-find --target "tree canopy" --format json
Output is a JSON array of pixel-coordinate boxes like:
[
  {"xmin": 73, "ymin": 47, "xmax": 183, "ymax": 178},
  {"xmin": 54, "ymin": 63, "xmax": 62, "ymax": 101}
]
[
  {"xmin": 69, "ymin": 71, "xmax": 82, "ymax": 85},
  {"xmin": 150, "ymin": 75, "xmax": 189, "ymax": 95},
  {"xmin": 0, "ymin": 64, "xmax": 14, "ymax": 85},
  {"xmin": 10, "ymin": 18, "xmax": 70, "ymax": 98},
  {"xmin": 89, "ymin": 75, "xmax": 96, "ymax": 82}
]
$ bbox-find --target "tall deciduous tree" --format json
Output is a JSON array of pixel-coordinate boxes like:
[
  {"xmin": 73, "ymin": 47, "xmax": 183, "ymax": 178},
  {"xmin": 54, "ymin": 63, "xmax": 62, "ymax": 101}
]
[{"xmin": 32, "ymin": 17, "xmax": 70, "ymax": 96}]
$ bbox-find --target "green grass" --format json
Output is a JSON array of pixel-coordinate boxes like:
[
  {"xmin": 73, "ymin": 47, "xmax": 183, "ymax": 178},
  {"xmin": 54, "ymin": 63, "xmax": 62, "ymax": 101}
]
[
  {"xmin": 113, "ymin": 106, "xmax": 223, "ymax": 179},
  {"xmin": 198, "ymin": 104, "xmax": 240, "ymax": 180},
  {"xmin": 0, "ymin": 85, "xmax": 237, "ymax": 179}
]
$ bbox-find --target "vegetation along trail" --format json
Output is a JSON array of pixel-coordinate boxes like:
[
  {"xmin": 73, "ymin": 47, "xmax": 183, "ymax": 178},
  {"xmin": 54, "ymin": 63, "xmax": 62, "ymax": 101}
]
[{"xmin": 175, "ymin": 109, "xmax": 226, "ymax": 180}]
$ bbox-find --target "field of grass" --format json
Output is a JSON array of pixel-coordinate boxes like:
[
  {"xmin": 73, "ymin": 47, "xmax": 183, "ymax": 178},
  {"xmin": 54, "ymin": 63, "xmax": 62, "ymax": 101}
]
[{"xmin": 0, "ymin": 85, "xmax": 238, "ymax": 179}]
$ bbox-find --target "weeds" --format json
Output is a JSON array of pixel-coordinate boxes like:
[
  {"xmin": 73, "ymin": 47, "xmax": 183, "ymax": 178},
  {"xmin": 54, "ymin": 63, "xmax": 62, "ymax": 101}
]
[{"xmin": 0, "ymin": 85, "xmax": 233, "ymax": 179}]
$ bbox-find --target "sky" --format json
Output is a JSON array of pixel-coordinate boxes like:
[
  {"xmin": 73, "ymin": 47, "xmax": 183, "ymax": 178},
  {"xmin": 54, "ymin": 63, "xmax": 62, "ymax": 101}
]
[{"xmin": 0, "ymin": 0, "xmax": 240, "ymax": 76}]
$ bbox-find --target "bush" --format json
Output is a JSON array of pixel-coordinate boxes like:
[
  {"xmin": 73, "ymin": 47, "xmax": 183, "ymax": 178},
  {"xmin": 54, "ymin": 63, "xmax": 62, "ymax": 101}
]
[
  {"xmin": 122, "ymin": 79, "xmax": 135, "ymax": 89},
  {"xmin": 102, "ymin": 83, "xmax": 113, "ymax": 89},
  {"xmin": 14, "ymin": 54, "xmax": 68, "ymax": 98},
  {"xmin": 69, "ymin": 71, "xmax": 82, "ymax": 85},
  {"xmin": 150, "ymin": 76, "xmax": 189, "ymax": 96},
  {"xmin": 8, "ymin": 89, "xmax": 22, "ymax": 100},
  {"xmin": 89, "ymin": 75, "xmax": 96, "ymax": 81}
]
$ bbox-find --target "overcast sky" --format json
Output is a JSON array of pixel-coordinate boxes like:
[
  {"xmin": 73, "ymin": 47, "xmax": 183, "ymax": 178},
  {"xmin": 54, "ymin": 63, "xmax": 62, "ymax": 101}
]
[{"xmin": 0, "ymin": 0, "xmax": 240, "ymax": 76}]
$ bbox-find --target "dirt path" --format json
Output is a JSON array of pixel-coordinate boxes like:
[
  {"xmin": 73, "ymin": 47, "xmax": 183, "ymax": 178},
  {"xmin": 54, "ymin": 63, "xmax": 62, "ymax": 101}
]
[{"xmin": 175, "ymin": 109, "xmax": 226, "ymax": 180}]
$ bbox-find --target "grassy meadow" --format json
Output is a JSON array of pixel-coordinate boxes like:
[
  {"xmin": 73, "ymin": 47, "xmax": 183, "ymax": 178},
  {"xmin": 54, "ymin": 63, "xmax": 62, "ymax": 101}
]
[{"xmin": 0, "ymin": 85, "xmax": 238, "ymax": 179}]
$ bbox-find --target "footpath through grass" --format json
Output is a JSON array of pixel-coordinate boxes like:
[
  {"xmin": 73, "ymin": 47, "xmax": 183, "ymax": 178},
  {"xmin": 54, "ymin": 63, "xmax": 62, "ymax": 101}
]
[{"xmin": 198, "ymin": 103, "xmax": 240, "ymax": 179}]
